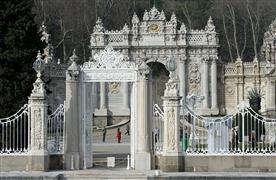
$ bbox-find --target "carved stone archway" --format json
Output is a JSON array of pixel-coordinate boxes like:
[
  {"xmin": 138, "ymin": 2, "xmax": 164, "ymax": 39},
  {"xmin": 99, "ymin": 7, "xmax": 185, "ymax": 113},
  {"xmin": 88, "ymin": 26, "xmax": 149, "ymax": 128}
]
[{"xmin": 64, "ymin": 46, "xmax": 153, "ymax": 170}]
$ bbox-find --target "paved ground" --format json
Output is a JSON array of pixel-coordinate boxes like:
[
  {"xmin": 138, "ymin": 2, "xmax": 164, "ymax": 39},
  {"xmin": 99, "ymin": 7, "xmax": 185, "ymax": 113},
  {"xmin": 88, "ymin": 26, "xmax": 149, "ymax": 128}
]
[
  {"xmin": 92, "ymin": 123, "xmax": 131, "ymax": 144},
  {"xmin": 92, "ymin": 123, "xmax": 131, "ymax": 168},
  {"xmin": 2, "ymin": 170, "xmax": 276, "ymax": 180}
]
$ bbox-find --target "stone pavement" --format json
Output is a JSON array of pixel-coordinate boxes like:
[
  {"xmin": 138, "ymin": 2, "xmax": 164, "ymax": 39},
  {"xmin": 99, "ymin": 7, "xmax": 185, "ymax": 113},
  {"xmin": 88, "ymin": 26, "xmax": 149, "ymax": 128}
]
[
  {"xmin": 93, "ymin": 123, "xmax": 130, "ymax": 144},
  {"xmin": 2, "ymin": 169, "xmax": 276, "ymax": 179}
]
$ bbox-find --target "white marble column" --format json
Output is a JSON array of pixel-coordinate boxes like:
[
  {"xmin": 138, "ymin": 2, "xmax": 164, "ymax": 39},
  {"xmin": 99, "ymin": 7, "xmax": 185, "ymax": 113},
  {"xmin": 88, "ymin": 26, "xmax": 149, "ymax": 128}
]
[
  {"xmin": 123, "ymin": 82, "xmax": 129, "ymax": 109},
  {"xmin": 135, "ymin": 62, "xmax": 151, "ymax": 170},
  {"xmin": 100, "ymin": 82, "xmax": 106, "ymax": 109},
  {"xmin": 178, "ymin": 58, "xmax": 186, "ymax": 107},
  {"xmin": 211, "ymin": 59, "xmax": 218, "ymax": 110},
  {"xmin": 271, "ymin": 81, "xmax": 276, "ymax": 110},
  {"xmin": 266, "ymin": 77, "xmax": 276, "ymax": 111},
  {"xmin": 202, "ymin": 59, "xmax": 209, "ymax": 109},
  {"xmin": 64, "ymin": 52, "xmax": 82, "ymax": 170}
]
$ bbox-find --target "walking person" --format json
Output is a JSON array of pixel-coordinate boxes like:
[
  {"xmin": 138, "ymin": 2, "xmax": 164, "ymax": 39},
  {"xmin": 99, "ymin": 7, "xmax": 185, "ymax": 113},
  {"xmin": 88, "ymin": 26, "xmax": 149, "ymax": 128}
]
[
  {"xmin": 102, "ymin": 126, "xmax": 107, "ymax": 142},
  {"xmin": 125, "ymin": 124, "xmax": 130, "ymax": 136},
  {"xmin": 116, "ymin": 128, "xmax": 122, "ymax": 143}
]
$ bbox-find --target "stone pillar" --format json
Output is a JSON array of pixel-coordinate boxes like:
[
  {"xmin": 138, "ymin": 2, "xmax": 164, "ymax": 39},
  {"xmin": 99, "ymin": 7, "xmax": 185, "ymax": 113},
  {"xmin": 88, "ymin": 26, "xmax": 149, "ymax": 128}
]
[
  {"xmin": 266, "ymin": 76, "xmax": 276, "ymax": 111},
  {"xmin": 94, "ymin": 82, "xmax": 108, "ymax": 118},
  {"xmin": 202, "ymin": 59, "xmax": 209, "ymax": 109},
  {"xmin": 211, "ymin": 59, "xmax": 218, "ymax": 111},
  {"xmin": 64, "ymin": 50, "xmax": 81, "ymax": 170},
  {"xmin": 178, "ymin": 58, "xmax": 186, "ymax": 111},
  {"xmin": 28, "ymin": 51, "xmax": 49, "ymax": 171},
  {"xmin": 271, "ymin": 45, "xmax": 275, "ymax": 64},
  {"xmin": 135, "ymin": 61, "xmax": 152, "ymax": 170},
  {"xmin": 161, "ymin": 76, "xmax": 183, "ymax": 172},
  {"xmin": 100, "ymin": 82, "xmax": 106, "ymax": 109},
  {"xmin": 123, "ymin": 82, "xmax": 129, "ymax": 110}
]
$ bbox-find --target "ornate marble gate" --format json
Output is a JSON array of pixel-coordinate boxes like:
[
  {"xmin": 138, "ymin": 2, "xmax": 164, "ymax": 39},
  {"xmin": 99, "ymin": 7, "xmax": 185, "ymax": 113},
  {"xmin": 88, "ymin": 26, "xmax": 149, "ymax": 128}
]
[{"xmin": 64, "ymin": 46, "xmax": 153, "ymax": 170}]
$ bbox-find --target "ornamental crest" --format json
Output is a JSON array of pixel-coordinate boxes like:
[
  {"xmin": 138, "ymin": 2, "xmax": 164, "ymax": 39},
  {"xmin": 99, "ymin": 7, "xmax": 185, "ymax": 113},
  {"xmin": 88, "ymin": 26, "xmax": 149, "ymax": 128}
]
[
  {"xmin": 143, "ymin": 6, "xmax": 165, "ymax": 21},
  {"xmin": 189, "ymin": 63, "xmax": 201, "ymax": 93},
  {"xmin": 81, "ymin": 46, "xmax": 136, "ymax": 70}
]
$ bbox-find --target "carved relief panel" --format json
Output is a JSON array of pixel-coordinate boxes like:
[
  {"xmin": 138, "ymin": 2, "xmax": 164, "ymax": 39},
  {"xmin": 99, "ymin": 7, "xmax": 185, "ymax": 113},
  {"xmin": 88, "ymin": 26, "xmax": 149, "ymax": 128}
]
[{"xmin": 188, "ymin": 63, "xmax": 201, "ymax": 94}]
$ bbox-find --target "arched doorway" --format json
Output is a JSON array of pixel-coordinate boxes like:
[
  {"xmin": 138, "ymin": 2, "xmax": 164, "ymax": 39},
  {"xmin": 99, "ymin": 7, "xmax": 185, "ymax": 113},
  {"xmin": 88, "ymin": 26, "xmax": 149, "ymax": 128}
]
[
  {"xmin": 147, "ymin": 62, "xmax": 169, "ymax": 107},
  {"xmin": 64, "ymin": 46, "xmax": 153, "ymax": 170}
]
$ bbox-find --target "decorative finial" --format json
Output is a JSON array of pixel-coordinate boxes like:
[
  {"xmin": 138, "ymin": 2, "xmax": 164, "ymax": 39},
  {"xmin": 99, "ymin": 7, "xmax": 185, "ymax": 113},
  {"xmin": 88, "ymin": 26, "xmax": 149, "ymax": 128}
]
[
  {"xmin": 143, "ymin": 10, "xmax": 149, "ymax": 21},
  {"xmin": 205, "ymin": 16, "xmax": 215, "ymax": 32},
  {"xmin": 68, "ymin": 49, "xmax": 80, "ymax": 79},
  {"xmin": 93, "ymin": 17, "xmax": 104, "ymax": 33},
  {"xmin": 180, "ymin": 23, "xmax": 187, "ymax": 33},
  {"xmin": 122, "ymin": 24, "xmax": 129, "ymax": 33},
  {"xmin": 170, "ymin": 12, "xmax": 177, "ymax": 24},
  {"xmin": 31, "ymin": 50, "xmax": 46, "ymax": 96},
  {"xmin": 160, "ymin": 10, "xmax": 166, "ymax": 21},
  {"xmin": 132, "ymin": 13, "xmax": 139, "ymax": 24},
  {"xmin": 70, "ymin": 49, "xmax": 79, "ymax": 63},
  {"xmin": 33, "ymin": 50, "xmax": 45, "ymax": 78}
]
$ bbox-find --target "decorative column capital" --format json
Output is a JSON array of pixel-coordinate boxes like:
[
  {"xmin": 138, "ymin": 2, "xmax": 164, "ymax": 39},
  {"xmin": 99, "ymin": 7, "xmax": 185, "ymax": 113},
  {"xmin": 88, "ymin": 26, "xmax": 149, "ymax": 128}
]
[
  {"xmin": 164, "ymin": 78, "xmax": 180, "ymax": 98},
  {"xmin": 211, "ymin": 57, "xmax": 218, "ymax": 64},
  {"xmin": 202, "ymin": 56, "xmax": 210, "ymax": 63},
  {"xmin": 179, "ymin": 56, "xmax": 187, "ymax": 62},
  {"xmin": 137, "ymin": 59, "xmax": 151, "ymax": 80}
]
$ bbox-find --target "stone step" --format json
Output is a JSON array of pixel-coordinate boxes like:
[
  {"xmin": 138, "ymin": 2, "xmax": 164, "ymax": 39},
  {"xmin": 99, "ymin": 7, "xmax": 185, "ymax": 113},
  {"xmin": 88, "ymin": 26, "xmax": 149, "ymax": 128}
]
[
  {"xmin": 93, "ymin": 157, "xmax": 128, "ymax": 168},
  {"xmin": 61, "ymin": 169, "xmax": 148, "ymax": 180},
  {"xmin": 62, "ymin": 174, "xmax": 147, "ymax": 180}
]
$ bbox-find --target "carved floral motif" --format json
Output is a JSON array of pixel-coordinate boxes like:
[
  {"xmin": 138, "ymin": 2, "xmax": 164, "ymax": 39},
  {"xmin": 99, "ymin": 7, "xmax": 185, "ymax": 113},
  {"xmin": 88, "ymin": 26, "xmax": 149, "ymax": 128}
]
[
  {"xmin": 189, "ymin": 63, "xmax": 201, "ymax": 93},
  {"xmin": 82, "ymin": 46, "xmax": 135, "ymax": 70},
  {"xmin": 108, "ymin": 82, "xmax": 121, "ymax": 94},
  {"xmin": 34, "ymin": 109, "xmax": 42, "ymax": 149},
  {"xmin": 168, "ymin": 108, "xmax": 176, "ymax": 151}
]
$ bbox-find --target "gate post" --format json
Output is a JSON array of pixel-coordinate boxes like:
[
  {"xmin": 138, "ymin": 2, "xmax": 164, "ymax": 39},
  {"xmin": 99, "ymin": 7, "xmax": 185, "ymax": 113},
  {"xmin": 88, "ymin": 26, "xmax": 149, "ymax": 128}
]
[
  {"xmin": 28, "ymin": 51, "xmax": 49, "ymax": 171},
  {"xmin": 134, "ymin": 60, "xmax": 152, "ymax": 170},
  {"xmin": 161, "ymin": 58, "xmax": 183, "ymax": 172},
  {"xmin": 64, "ymin": 50, "xmax": 82, "ymax": 170}
]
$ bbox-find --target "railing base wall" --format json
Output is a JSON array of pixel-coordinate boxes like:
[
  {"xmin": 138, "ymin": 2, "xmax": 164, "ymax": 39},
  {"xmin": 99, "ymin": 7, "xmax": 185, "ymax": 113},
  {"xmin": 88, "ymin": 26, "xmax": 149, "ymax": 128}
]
[
  {"xmin": 49, "ymin": 154, "xmax": 63, "ymax": 170},
  {"xmin": 160, "ymin": 155, "xmax": 184, "ymax": 172},
  {"xmin": 0, "ymin": 155, "xmax": 49, "ymax": 171},
  {"xmin": 28, "ymin": 155, "xmax": 49, "ymax": 171},
  {"xmin": 135, "ymin": 152, "xmax": 151, "ymax": 170},
  {"xmin": 184, "ymin": 155, "xmax": 276, "ymax": 172}
]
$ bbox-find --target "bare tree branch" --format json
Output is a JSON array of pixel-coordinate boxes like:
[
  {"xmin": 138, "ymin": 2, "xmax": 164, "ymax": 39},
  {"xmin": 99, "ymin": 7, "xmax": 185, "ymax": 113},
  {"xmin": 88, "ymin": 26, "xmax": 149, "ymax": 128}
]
[{"xmin": 222, "ymin": 14, "xmax": 233, "ymax": 62}]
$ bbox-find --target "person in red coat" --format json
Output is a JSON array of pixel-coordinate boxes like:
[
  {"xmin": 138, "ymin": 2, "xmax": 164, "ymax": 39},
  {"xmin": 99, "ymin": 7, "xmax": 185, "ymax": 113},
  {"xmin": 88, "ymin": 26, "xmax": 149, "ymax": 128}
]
[{"xmin": 116, "ymin": 128, "xmax": 122, "ymax": 143}]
